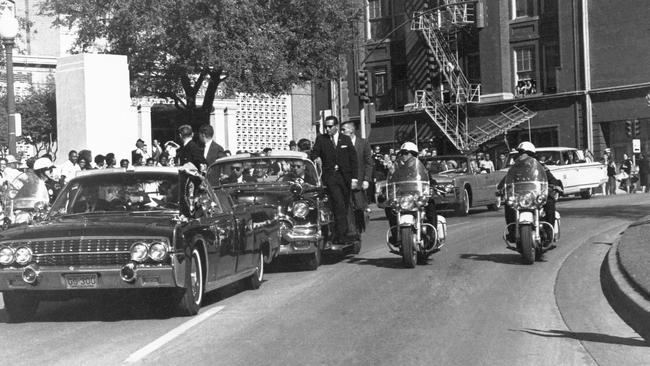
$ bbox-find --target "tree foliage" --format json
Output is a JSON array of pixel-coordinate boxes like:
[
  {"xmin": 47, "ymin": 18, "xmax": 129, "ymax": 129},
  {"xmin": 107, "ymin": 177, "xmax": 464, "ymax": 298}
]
[
  {"xmin": 41, "ymin": 0, "xmax": 361, "ymax": 127},
  {"xmin": 0, "ymin": 82, "xmax": 58, "ymax": 159}
]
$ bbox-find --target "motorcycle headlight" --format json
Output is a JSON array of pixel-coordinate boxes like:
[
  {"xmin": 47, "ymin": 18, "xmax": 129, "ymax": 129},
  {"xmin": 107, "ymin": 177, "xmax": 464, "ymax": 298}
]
[
  {"xmin": 0, "ymin": 246, "xmax": 14, "ymax": 265},
  {"xmin": 536, "ymin": 194, "xmax": 547, "ymax": 205},
  {"xmin": 399, "ymin": 194, "xmax": 417, "ymax": 210},
  {"xmin": 518, "ymin": 192, "xmax": 535, "ymax": 208},
  {"xmin": 14, "ymin": 246, "xmax": 33, "ymax": 265},
  {"xmin": 444, "ymin": 184, "xmax": 455, "ymax": 193},
  {"xmin": 292, "ymin": 201, "xmax": 310, "ymax": 219},
  {"xmin": 130, "ymin": 242, "xmax": 149, "ymax": 263},
  {"xmin": 148, "ymin": 242, "xmax": 168, "ymax": 262}
]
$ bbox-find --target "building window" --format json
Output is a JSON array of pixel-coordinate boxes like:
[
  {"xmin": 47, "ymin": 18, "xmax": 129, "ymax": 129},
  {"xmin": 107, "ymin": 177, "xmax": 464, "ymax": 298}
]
[
  {"xmin": 373, "ymin": 68, "xmax": 387, "ymax": 96},
  {"xmin": 514, "ymin": 0, "xmax": 537, "ymax": 18},
  {"xmin": 514, "ymin": 46, "xmax": 537, "ymax": 97},
  {"xmin": 368, "ymin": 0, "xmax": 382, "ymax": 19}
]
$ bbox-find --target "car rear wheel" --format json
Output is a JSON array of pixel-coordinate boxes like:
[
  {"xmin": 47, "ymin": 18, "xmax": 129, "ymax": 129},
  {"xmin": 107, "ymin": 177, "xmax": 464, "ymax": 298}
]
[
  {"xmin": 176, "ymin": 247, "xmax": 204, "ymax": 316},
  {"xmin": 4, "ymin": 292, "xmax": 39, "ymax": 323},
  {"xmin": 247, "ymin": 251, "xmax": 264, "ymax": 289}
]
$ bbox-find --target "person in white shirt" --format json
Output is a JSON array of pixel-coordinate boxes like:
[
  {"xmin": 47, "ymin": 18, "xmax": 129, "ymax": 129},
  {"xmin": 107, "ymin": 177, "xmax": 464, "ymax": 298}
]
[
  {"xmin": 59, "ymin": 150, "xmax": 81, "ymax": 184},
  {"xmin": 479, "ymin": 154, "xmax": 495, "ymax": 173}
]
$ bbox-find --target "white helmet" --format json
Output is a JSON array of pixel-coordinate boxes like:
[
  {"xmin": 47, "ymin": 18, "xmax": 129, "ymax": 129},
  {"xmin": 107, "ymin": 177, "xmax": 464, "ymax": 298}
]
[
  {"xmin": 33, "ymin": 157, "xmax": 55, "ymax": 171},
  {"xmin": 517, "ymin": 141, "xmax": 536, "ymax": 154},
  {"xmin": 399, "ymin": 142, "xmax": 418, "ymax": 155}
]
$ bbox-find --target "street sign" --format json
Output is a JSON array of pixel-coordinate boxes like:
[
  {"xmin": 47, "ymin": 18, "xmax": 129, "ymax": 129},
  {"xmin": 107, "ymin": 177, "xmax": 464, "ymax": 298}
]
[{"xmin": 633, "ymin": 138, "xmax": 641, "ymax": 153}]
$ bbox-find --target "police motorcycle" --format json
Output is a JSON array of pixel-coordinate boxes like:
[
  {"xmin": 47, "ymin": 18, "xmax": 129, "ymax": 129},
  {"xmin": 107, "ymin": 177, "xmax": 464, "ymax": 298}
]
[
  {"xmin": 0, "ymin": 158, "xmax": 56, "ymax": 230},
  {"xmin": 379, "ymin": 143, "xmax": 447, "ymax": 268},
  {"xmin": 500, "ymin": 144, "xmax": 561, "ymax": 264}
]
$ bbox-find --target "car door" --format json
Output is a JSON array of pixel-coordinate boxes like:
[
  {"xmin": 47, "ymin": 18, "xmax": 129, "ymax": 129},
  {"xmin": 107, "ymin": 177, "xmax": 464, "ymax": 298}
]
[{"xmin": 205, "ymin": 185, "xmax": 238, "ymax": 280}]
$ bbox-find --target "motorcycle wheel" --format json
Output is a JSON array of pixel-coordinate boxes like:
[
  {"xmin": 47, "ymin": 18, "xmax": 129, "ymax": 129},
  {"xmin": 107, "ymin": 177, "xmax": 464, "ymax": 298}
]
[
  {"xmin": 520, "ymin": 225, "xmax": 535, "ymax": 265},
  {"xmin": 401, "ymin": 227, "xmax": 417, "ymax": 268}
]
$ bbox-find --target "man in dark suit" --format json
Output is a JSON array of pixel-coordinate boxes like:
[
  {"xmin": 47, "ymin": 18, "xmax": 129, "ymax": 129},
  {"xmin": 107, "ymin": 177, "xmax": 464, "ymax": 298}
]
[
  {"xmin": 311, "ymin": 116, "xmax": 359, "ymax": 243},
  {"xmin": 341, "ymin": 120, "xmax": 373, "ymax": 233},
  {"xmin": 176, "ymin": 124, "xmax": 207, "ymax": 171},
  {"xmin": 221, "ymin": 162, "xmax": 258, "ymax": 184},
  {"xmin": 131, "ymin": 139, "xmax": 148, "ymax": 166},
  {"xmin": 198, "ymin": 123, "xmax": 226, "ymax": 167}
]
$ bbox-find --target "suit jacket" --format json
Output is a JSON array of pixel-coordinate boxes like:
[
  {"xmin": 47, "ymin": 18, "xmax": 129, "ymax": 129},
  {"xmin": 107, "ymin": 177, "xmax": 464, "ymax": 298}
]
[
  {"xmin": 205, "ymin": 140, "xmax": 226, "ymax": 166},
  {"xmin": 311, "ymin": 133, "xmax": 358, "ymax": 182},
  {"xmin": 177, "ymin": 140, "xmax": 207, "ymax": 169},
  {"xmin": 352, "ymin": 136, "xmax": 373, "ymax": 183}
]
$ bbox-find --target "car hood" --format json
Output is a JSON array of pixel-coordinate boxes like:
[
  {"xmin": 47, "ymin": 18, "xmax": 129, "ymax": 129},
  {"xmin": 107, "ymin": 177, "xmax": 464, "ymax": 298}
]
[
  {"xmin": 429, "ymin": 172, "xmax": 459, "ymax": 184},
  {"xmin": 0, "ymin": 213, "xmax": 176, "ymax": 242}
]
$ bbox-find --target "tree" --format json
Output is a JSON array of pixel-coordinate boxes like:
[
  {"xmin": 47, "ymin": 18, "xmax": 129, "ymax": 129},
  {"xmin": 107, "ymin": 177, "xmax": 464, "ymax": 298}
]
[
  {"xmin": 0, "ymin": 81, "xmax": 58, "ymax": 159},
  {"xmin": 41, "ymin": 0, "xmax": 361, "ymax": 128}
]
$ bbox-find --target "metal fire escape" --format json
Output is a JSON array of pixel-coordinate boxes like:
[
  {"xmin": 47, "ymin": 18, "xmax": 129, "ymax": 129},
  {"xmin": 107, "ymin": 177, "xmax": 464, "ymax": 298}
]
[{"xmin": 411, "ymin": 1, "xmax": 537, "ymax": 152}]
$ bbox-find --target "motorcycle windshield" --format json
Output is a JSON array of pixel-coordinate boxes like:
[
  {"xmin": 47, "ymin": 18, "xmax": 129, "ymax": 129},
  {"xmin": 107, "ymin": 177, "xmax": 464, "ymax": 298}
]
[
  {"xmin": 386, "ymin": 158, "xmax": 430, "ymax": 200},
  {"xmin": 504, "ymin": 156, "xmax": 548, "ymax": 197},
  {"xmin": 7, "ymin": 172, "xmax": 49, "ymax": 210}
]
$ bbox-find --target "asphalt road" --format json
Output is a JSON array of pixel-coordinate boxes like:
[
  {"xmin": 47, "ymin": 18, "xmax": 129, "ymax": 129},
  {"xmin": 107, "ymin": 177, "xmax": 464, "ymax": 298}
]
[{"xmin": 2, "ymin": 193, "xmax": 650, "ymax": 365}]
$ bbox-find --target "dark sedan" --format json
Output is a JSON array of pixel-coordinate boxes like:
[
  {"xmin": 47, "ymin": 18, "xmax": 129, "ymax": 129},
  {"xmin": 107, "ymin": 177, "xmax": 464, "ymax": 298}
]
[{"xmin": 0, "ymin": 167, "xmax": 276, "ymax": 321}]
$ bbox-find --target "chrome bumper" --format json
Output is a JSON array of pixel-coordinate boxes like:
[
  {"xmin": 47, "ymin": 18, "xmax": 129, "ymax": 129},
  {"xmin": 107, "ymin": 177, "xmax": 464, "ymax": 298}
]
[
  {"xmin": 278, "ymin": 229, "xmax": 321, "ymax": 256},
  {"xmin": 0, "ymin": 264, "xmax": 180, "ymax": 291}
]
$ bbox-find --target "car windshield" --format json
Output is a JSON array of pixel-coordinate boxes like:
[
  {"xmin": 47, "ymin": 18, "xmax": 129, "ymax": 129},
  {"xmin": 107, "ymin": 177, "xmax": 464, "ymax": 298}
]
[
  {"xmin": 536, "ymin": 151, "xmax": 562, "ymax": 165},
  {"xmin": 49, "ymin": 172, "xmax": 180, "ymax": 216},
  {"xmin": 207, "ymin": 157, "xmax": 319, "ymax": 186},
  {"xmin": 424, "ymin": 157, "xmax": 468, "ymax": 174}
]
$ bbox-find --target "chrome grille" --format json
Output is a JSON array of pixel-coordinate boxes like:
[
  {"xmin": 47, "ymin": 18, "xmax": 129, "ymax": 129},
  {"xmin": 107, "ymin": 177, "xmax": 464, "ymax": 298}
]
[{"xmin": 6, "ymin": 237, "xmax": 166, "ymax": 266}]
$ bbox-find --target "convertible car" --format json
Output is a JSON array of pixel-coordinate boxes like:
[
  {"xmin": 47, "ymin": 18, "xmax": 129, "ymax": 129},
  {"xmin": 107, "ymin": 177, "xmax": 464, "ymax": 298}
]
[
  {"xmin": 0, "ymin": 167, "xmax": 275, "ymax": 321},
  {"xmin": 208, "ymin": 152, "xmax": 346, "ymax": 271}
]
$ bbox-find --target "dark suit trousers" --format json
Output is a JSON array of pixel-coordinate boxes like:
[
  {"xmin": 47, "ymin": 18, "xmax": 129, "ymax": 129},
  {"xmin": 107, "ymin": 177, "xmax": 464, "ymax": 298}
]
[{"xmin": 324, "ymin": 171, "xmax": 350, "ymax": 241}]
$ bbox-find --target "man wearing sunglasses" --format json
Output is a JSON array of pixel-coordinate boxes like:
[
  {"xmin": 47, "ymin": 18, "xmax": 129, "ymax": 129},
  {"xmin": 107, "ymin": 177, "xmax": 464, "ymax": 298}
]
[
  {"xmin": 222, "ymin": 163, "xmax": 257, "ymax": 184},
  {"xmin": 311, "ymin": 116, "xmax": 359, "ymax": 243}
]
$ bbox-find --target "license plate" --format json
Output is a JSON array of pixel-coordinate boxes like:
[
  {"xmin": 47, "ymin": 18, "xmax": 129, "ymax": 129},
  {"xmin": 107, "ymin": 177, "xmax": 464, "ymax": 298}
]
[{"xmin": 65, "ymin": 274, "xmax": 98, "ymax": 289}]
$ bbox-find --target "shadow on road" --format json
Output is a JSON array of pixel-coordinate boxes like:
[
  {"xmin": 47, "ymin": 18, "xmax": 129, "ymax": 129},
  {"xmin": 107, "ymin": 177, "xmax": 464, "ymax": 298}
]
[
  {"xmin": 459, "ymin": 253, "xmax": 529, "ymax": 265},
  {"xmin": 0, "ymin": 280, "xmax": 254, "ymax": 324},
  {"xmin": 512, "ymin": 328, "xmax": 648, "ymax": 347},
  {"xmin": 345, "ymin": 256, "xmax": 406, "ymax": 269}
]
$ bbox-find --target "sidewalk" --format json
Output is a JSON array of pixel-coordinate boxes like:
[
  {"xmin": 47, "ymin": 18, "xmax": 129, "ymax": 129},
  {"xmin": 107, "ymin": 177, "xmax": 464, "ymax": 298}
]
[{"xmin": 602, "ymin": 214, "xmax": 650, "ymax": 341}]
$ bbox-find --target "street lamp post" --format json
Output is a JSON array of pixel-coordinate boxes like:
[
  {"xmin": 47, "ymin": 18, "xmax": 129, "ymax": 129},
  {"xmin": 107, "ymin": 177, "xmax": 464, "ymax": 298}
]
[{"xmin": 0, "ymin": 9, "xmax": 19, "ymax": 156}]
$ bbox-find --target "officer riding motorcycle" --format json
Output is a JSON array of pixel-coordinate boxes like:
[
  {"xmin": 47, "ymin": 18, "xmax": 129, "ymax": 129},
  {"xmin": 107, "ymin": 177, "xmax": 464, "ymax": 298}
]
[
  {"xmin": 382, "ymin": 142, "xmax": 446, "ymax": 267},
  {"xmin": 498, "ymin": 142, "xmax": 562, "ymax": 263}
]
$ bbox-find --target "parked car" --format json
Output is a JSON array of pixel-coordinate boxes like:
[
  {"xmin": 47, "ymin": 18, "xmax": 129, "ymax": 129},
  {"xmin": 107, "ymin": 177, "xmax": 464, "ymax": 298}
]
[
  {"xmin": 534, "ymin": 147, "xmax": 607, "ymax": 198},
  {"xmin": 207, "ymin": 152, "xmax": 341, "ymax": 270},
  {"xmin": 422, "ymin": 155, "xmax": 506, "ymax": 215},
  {"xmin": 376, "ymin": 155, "xmax": 505, "ymax": 216},
  {"xmin": 0, "ymin": 167, "xmax": 272, "ymax": 322}
]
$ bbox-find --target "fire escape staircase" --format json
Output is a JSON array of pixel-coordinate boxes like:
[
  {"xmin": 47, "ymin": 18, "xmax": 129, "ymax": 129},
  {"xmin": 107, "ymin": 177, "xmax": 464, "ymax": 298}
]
[{"xmin": 410, "ymin": 2, "xmax": 538, "ymax": 153}]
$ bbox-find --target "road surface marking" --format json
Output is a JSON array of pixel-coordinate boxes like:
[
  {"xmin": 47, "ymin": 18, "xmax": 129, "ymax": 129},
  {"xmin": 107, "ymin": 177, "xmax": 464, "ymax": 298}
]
[{"xmin": 124, "ymin": 305, "xmax": 225, "ymax": 364}]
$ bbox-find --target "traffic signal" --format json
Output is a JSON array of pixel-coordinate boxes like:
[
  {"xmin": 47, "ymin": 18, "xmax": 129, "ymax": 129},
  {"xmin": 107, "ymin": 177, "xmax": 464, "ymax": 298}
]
[
  {"xmin": 626, "ymin": 120, "xmax": 633, "ymax": 138},
  {"xmin": 358, "ymin": 70, "xmax": 369, "ymax": 102},
  {"xmin": 634, "ymin": 119, "xmax": 641, "ymax": 137}
]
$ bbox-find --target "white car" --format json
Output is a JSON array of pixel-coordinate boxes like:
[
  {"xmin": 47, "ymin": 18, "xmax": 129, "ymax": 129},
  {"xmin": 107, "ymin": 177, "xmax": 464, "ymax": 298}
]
[{"xmin": 535, "ymin": 147, "xmax": 607, "ymax": 198}]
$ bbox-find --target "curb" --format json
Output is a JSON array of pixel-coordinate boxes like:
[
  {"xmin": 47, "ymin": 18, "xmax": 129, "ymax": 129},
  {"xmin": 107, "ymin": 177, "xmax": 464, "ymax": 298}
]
[{"xmin": 601, "ymin": 235, "xmax": 650, "ymax": 340}]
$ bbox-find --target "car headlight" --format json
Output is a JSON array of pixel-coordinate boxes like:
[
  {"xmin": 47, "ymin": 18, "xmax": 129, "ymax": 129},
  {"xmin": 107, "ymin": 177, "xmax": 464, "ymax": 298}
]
[
  {"xmin": 518, "ymin": 192, "xmax": 535, "ymax": 208},
  {"xmin": 148, "ymin": 242, "xmax": 168, "ymax": 262},
  {"xmin": 399, "ymin": 194, "xmax": 417, "ymax": 210},
  {"xmin": 292, "ymin": 201, "xmax": 310, "ymax": 219},
  {"xmin": 14, "ymin": 246, "xmax": 33, "ymax": 265},
  {"xmin": 130, "ymin": 242, "xmax": 149, "ymax": 263},
  {"xmin": 0, "ymin": 247, "xmax": 14, "ymax": 265}
]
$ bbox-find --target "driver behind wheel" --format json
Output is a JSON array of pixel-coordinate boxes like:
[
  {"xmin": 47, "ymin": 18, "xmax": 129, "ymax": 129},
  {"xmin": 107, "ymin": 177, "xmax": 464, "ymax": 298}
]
[{"xmin": 385, "ymin": 142, "xmax": 438, "ymax": 245}]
